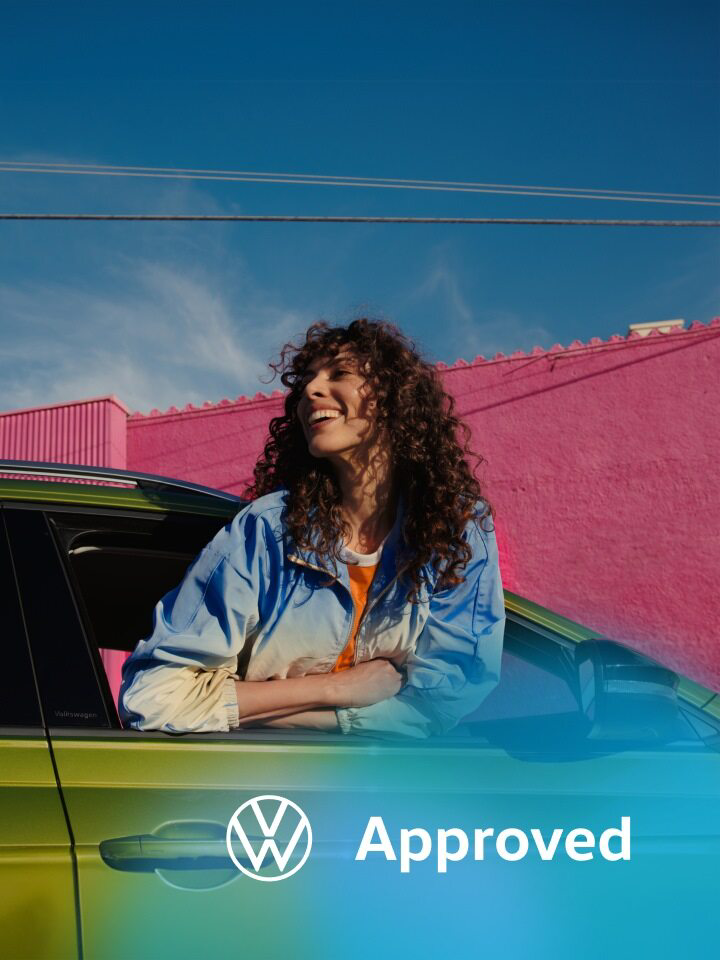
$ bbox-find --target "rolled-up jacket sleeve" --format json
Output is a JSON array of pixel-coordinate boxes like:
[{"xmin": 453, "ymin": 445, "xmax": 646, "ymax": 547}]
[
  {"xmin": 336, "ymin": 514, "xmax": 505, "ymax": 739},
  {"xmin": 119, "ymin": 505, "xmax": 265, "ymax": 733}
]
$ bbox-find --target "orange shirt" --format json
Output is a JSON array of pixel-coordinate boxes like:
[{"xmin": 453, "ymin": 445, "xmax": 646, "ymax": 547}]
[{"xmin": 332, "ymin": 562, "xmax": 379, "ymax": 672}]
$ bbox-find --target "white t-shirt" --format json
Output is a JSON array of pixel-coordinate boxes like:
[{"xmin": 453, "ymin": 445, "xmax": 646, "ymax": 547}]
[{"xmin": 338, "ymin": 535, "xmax": 388, "ymax": 567}]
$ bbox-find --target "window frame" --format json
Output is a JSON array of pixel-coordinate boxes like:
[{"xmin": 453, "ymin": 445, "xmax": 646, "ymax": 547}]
[
  {"xmin": 0, "ymin": 508, "xmax": 45, "ymax": 729},
  {"xmin": 4, "ymin": 503, "xmax": 114, "ymax": 730}
]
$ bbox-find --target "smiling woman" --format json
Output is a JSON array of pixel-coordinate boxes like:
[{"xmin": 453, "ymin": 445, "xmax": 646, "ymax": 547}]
[{"xmin": 119, "ymin": 317, "xmax": 505, "ymax": 738}]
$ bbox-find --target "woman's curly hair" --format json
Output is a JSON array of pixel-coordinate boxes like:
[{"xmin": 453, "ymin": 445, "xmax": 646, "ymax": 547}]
[{"xmin": 246, "ymin": 318, "xmax": 493, "ymax": 601}]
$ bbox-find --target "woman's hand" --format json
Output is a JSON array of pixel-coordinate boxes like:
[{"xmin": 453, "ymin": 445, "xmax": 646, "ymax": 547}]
[{"xmin": 325, "ymin": 659, "xmax": 403, "ymax": 708}]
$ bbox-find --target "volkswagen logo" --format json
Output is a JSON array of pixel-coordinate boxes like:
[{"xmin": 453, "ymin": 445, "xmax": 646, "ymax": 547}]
[{"xmin": 226, "ymin": 795, "xmax": 313, "ymax": 881}]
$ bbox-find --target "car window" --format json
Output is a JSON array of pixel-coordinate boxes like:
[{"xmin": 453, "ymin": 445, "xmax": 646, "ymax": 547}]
[
  {"xmin": 48, "ymin": 508, "xmax": 231, "ymax": 712},
  {"xmin": 4, "ymin": 506, "xmax": 111, "ymax": 728},
  {"xmin": 43, "ymin": 505, "xmax": 574, "ymax": 745},
  {"xmin": 458, "ymin": 618, "xmax": 579, "ymax": 728},
  {"xmin": 453, "ymin": 616, "xmax": 719, "ymax": 752},
  {"xmin": 41, "ymin": 507, "xmax": 591, "ymax": 740},
  {"xmin": 0, "ymin": 510, "xmax": 44, "ymax": 727}
]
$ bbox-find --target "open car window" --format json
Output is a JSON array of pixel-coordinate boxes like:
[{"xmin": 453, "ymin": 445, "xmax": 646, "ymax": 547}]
[{"xmin": 48, "ymin": 509, "xmax": 232, "ymax": 713}]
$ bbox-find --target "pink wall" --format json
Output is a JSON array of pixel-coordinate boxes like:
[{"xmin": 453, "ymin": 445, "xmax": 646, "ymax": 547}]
[
  {"xmin": 127, "ymin": 393, "xmax": 285, "ymax": 495},
  {"xmin": 442, "ymin": 321, "xmax": 720, "ymax": 690},
  {"xmin": 0, "ymin": 395, "xmax": 128, "ymax": 468},
  {"xmin": 127, "ymin": 321, "xmax": 720, "ymax": 691}
]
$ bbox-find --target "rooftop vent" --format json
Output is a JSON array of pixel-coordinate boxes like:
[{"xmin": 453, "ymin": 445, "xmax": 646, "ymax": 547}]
[{"xmin": 627, "ymin": 319, "xmax": 685, "ymax": 337}]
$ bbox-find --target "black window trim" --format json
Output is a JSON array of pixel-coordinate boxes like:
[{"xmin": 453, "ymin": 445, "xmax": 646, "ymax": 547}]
[
  {"xmin": 4, "ymin": 505, "xmax": 113, "ymax": 730},
  {"xmin": 0, "ymin": 507, "xmax": 46, "ymax": 729}
]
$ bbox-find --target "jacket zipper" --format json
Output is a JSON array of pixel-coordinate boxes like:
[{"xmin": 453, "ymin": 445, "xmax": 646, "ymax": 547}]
[
  {"xmin": 288, "ymin": 551, "xmax": 411, "ymax": 668},
  {"xmin": 350, "ymin": 562, "xmax": 382, "ymax": 666},
  {"xmin": 351, "ymin": 561, "xmax": 412, "ymax": 665}
]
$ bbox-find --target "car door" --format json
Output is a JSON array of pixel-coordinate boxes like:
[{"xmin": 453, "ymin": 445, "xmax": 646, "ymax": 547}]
[
  {"xmin": 6, "ymin": 502, "xmax": 720, "ymax": 960},
  {"xmin": 0, "ymin": 509, "xmax": 78, "ymax": 960}
]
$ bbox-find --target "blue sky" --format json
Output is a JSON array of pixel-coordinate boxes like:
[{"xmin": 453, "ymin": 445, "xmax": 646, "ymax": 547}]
[{"xmin": 1, "ymin": 0, "xmax": 718, "ymax": 413}]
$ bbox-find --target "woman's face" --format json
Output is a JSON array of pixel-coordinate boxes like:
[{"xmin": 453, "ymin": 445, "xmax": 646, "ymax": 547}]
[{"xmin": 297, "ymin": 350, "xmax": 387, "ymax": 464}]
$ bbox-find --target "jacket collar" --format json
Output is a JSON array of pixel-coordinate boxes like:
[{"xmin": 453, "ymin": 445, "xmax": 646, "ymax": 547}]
[{"xmin": 286, "ymin": 494, "xmax": 408, "ymax": 588}]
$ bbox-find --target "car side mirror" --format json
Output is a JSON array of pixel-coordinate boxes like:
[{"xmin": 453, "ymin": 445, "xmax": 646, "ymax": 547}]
[{"xmin": 575, "ymin": 639, "xmax": 680, "ymax": 745}]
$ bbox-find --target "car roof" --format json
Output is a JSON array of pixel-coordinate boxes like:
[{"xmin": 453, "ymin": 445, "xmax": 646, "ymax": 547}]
[{"xmin": 0, "ymin": 459, "xmax": 244, "ymax": 517}]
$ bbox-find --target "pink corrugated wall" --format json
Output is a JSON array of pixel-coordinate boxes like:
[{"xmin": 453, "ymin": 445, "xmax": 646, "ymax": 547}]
[
  {"xmin": 127, "ymin": 321, "xmax": 720, "ymax": 691},
  {"xmin": 0, "ymin": 395, "xmax": 128, "ymax": 467}
]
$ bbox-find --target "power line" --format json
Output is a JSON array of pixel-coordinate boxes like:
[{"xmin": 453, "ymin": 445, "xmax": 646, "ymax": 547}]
[
  {"xmin": 4, "ymin": 159, "xmax": 717, "ymax": 199},
  {"xmin": 1, "ymin": 214, "xmax": 718, "ymax": 225},
  {"xmin": 1, "ymin": 160, "xmax": 718, "ymax": 207}
]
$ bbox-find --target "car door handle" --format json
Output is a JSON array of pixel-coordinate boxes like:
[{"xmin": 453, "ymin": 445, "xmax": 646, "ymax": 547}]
[
  {"xmin": 100, "ymin": 833, "xmax": 355, "ymax": 872},
  {"xmin": 101, "ymin": 835, "xmax": 240, "ymax": 871}
]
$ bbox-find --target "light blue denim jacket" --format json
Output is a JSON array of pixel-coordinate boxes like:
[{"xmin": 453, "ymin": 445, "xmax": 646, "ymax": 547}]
[{"xmin": 119, "ymin": 490, "xmax": 505, "ymax": 739}]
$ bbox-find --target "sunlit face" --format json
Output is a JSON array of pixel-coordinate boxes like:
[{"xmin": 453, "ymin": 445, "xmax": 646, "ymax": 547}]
[{"xmin": 296, "ymin": 351, "xmax": 385, "ymax": 464}]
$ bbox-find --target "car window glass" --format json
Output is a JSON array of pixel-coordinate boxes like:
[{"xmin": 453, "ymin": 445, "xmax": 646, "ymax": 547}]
[
  {"xmin": 0, "ymin": 511, "xmax": 43, "ymax": 726},
  {"xmin": 458, "ymin": 619, "xmax": 579, "ymax": 729},
  {"xmin": 453, "ymin": 618, "xmax": 718, "ymax": 752},
  {"xmin": 4, "ymin": 507, "xmax": 110, "ymax": 728}
]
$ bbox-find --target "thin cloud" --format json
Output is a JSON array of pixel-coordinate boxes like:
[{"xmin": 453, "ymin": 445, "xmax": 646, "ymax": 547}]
[
  {"xmin": 404, "ymin": 257, "xmax": 555, "ymax": 361},
  {"xmin": 0, "ymin": 259, "xmax": 307, "ymax": 413},
  {"xmin": 417, "ymin": 262, "xmax": 474, "ymax": 324}
]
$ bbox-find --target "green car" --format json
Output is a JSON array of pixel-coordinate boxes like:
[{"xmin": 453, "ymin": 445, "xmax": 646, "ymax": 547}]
[{"xmin": 1, "ymin": 460, "xmax": 718, "ymax": 960}]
